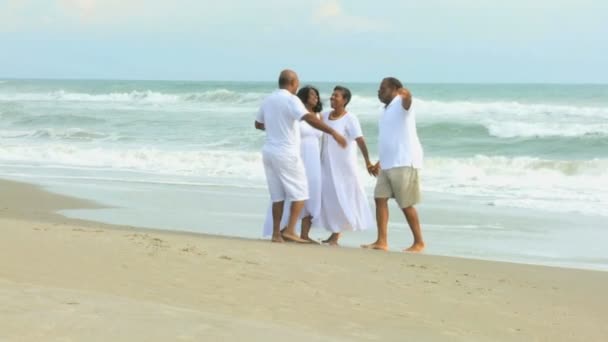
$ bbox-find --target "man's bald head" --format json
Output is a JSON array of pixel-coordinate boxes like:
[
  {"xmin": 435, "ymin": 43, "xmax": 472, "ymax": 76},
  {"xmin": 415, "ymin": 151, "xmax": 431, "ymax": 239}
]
[{"xmin": 278, "ymin": 69, "xmax": 299, "ymax": 94}]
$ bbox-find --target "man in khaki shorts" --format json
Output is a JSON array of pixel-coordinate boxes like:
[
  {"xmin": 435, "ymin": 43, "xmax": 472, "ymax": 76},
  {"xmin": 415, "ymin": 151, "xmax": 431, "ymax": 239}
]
[{"xmin": 362, "ymin": 77, "xmax": 425, "ymax": 252}]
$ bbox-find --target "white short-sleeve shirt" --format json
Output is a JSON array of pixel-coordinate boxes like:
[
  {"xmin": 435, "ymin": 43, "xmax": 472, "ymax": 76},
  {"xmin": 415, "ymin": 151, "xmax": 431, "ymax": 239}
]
[
  {"xmin": 256, "ymin": 89, "xmax": 309, "ymax": 155},
  {"xmin": 378, "ymin": 95, "xmax": 423, "ymax": 169}
]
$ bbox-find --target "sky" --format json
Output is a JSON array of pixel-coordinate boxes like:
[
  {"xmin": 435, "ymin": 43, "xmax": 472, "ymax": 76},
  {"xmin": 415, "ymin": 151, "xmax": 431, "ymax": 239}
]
[{"xmin": 0, "ymin": 0, "xmax": 606, "ymax": 83}]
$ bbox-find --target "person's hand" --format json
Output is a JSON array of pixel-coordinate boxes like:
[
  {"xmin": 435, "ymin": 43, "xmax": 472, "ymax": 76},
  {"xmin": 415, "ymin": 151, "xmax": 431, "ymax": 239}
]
[
  {"xmin": 332, "ymin": 132, "xmax": 347, "ymax": 148},
  {"xmin": 365, "ymin": 161, "xmax": 375, "ymax": 176},
  {"xmin": 398, "ymin": 88, "xmax": 412, "ymax": 110},
  {"xmin": 398, "ymin": 88, "xmax": 410, "ymax": 97},
  {"xmin": 368, "ymin": 161, "xmax": 380, "ymax": 177}
]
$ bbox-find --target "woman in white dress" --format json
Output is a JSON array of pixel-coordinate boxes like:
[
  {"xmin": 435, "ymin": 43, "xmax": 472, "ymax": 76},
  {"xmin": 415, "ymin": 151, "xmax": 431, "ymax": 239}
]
[
  {"xmin": 318, "ymin": 85, "xmax": 375, "ymax": 246},
  {"xmin": 263, "ymin": 85, "xmax": 323, "ymax": 243}
]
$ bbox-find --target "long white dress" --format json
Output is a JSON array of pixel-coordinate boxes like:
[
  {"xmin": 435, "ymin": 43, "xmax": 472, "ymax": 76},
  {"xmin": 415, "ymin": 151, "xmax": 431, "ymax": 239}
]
[
  {"xmin": 262, "ymin": 116, "xmax": 323, "ymax": 237},
  {"xmin": 317, "ymin": 111, "xmax": 374, "ymax": 233}
]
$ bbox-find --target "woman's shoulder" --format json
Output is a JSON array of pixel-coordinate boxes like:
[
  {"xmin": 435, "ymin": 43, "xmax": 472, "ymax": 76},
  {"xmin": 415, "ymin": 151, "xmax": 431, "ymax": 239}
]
[{"xmin": 345, "ymin": 111, "xmax": 359, "ymax": 122}]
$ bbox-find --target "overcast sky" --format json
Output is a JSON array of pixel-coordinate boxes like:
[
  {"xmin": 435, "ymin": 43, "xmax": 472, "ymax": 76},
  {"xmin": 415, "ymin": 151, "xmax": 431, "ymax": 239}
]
[{"xmin": 1, "ymin": 0, "xmax": 606, "ymax": 83}]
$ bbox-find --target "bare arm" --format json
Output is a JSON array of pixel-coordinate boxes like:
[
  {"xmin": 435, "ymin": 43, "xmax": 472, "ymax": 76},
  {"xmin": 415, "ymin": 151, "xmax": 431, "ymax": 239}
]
[
  {"xmin": 302, "ymin": 113, "xmax": 347, "ymax": 148},
  {"xmin": 254, "ymin": 121, "xmax": 265, "ymax": 130},
  {"xmin": 355, "ymin": 137, "xmax": 374, "ymax": 175},
  {"xmin": 399, "ymin": 88, "xmax": 412, "ymax": 111}
]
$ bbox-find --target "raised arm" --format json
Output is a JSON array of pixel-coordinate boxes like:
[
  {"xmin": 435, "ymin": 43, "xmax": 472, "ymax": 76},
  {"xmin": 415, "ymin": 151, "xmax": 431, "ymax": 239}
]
[{"xmin": 399, "ymin": 88, "xmax": 412, "ymax": 111}]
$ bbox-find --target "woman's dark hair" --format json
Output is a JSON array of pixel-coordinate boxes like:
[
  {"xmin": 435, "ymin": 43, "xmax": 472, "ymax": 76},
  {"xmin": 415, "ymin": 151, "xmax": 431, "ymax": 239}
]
[
  {"xmin": 333, "ymin": 85, "xmax": 352, "ymax": 106},
  {"xmin": 297, "ymin": 86, "xmax": 323, "ymax": 113}
]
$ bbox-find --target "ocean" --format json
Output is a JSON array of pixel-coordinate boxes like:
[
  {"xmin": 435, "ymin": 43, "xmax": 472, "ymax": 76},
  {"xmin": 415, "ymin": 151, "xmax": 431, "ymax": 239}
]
[{"xmin": 1, "ymin": 79, "xmax": 607, "ymax": 270}]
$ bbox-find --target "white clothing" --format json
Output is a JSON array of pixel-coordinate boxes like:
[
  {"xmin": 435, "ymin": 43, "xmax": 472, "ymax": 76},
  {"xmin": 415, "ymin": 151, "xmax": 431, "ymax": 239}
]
[
  {"xmin": 256, "ymin": 89, "xmax": 309, "ymax": 156},
  {"xmin": 256, "ymin": 88, "xmax": 310, "ymax": 204},
  {"xmin": 317, "ymin": 111, "xmax": 374, "ymax": 233},
  {"xmin": 378, "ymin": 95, "xmax": 424, "ymax": 170},
  {"xmin": 262, "ymin": 150, "xmax": 309, "ymax": 202},
  {"xmin": 298, "ymin": 118, "xmax": 323, "ymax": 218},
  {"xmin": 262, "ymin": 116, "xmax": 322, "ymax": 237}
]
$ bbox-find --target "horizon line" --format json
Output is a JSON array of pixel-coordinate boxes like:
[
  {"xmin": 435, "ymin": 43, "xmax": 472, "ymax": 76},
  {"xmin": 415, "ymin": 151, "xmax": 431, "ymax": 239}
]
[{"xmin": 1, "ymin": 76, "xmax": 607, "ymax": 86}]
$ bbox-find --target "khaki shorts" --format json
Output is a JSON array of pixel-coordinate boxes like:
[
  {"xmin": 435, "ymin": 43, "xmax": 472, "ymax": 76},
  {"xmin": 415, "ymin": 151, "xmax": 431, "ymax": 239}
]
[{"xmin": 374, "ymin": 166, "xmax": 421, "ymax": 208}]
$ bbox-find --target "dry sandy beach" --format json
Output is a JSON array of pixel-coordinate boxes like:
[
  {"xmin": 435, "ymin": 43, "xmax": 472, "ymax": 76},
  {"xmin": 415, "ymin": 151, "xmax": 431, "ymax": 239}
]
[{"xmin": 1, "ymin": 179, "xmax": 607, "ymax": 341}]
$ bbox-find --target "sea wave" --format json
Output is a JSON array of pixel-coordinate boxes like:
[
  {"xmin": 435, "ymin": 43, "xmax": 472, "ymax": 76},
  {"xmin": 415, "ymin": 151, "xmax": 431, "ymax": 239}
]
[
  {"xmin": 0, "ymin": 144, "xmax": 266, "ymax": 179},
  {"xmin": 11, "ymin": 114, "xmax": 107, "ymax": 126},
  {"xmin": 484, "ymin": 121, "xmax": 608, "ymax": 138},
  {"xmin": 423, "ymin": 155, "xmax": 608, "ymax": 216},
  {"xmin": 0, "ymin": 89, "xmax": 265, "ymax": 105},
  {"xmin": 0, "ymin": 143, "xmax": 606, "ymax": 216},
  {"xmin": 414, "ymin": 99, "xmax": 608, "ymax": 120},
  {"xmin": 2, "ymin": 89, "xmax": 607, "ymax": 118},
  {"xmin": 354, "ymin": 97, "xmax": 608, "ymax": 138},
  {"xmin": 3, "ymin": 88, "xmax": 608, "ymax": 140},
  {"xmin": 417, "ymin": 121, "xmax": 608, "ymax": 139},
  {"xmin": 0, "ymin": 128, "xmax": 111, "ymax": 141}
]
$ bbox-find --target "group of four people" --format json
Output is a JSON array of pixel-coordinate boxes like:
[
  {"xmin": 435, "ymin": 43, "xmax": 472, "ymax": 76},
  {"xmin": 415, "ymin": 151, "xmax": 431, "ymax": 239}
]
[{"xmin": 255, "ymin": 69, "xmax": 424, "ymax": 252}]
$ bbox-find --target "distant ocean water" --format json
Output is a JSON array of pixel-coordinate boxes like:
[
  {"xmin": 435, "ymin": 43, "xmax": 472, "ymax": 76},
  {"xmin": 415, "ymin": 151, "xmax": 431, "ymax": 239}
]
[{"xmin": 1, "ymin": 79, "xmax": 607, "ymax": 270}]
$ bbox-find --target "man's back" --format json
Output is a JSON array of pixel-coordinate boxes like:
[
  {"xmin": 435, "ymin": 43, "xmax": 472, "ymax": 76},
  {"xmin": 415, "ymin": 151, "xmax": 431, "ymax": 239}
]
[{"xmin": 257, "ymin": 89, "xmax": 308, "ymax": 155}]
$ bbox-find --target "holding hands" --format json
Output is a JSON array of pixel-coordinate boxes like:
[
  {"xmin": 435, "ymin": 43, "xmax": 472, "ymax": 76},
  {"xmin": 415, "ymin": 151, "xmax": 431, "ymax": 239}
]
[{"xmin": 366, "ymin": 161, "xmax": 380, "ymax": 177}]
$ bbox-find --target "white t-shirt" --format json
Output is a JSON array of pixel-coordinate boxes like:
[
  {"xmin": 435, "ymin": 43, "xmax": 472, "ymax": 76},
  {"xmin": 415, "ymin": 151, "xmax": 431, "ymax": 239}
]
[
  {"xmin": 378, "ymin": 95, "xmax": 423, "ymax": 169},
  {"xmin": 256, "ymin": 89, "xmax": 309, "ymax": 155}
]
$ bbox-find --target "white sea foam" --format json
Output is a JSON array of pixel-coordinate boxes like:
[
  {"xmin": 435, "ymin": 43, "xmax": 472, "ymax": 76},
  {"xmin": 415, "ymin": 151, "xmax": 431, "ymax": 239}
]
[
  {"xmin": 0, "ymin": 144, "xmax": 266, "ymax": 180},
  {"xmin": 3, "ymin": 88, "xmax": 607, "ymax": 139},
  {"xmin": 0, "ymin": 89, "xmax": 265, "ymax": 104},
  {"xmin": 485, "ymin": 121, "xmax": 608, "ymax": 138},
  {"xmin": 1, "ymin": 142, "xmax": 606, "ymax": 216},
  {"xmin": 0, "ymin": 128, "xmax": 111, "ymax": 141},
  {"xmin": 423, "ymin": 155, "xmax": 608, "ymax": 216},
  {"xmin": 350, "ymin": 97, "xmax": 608, "ymax": 138}
]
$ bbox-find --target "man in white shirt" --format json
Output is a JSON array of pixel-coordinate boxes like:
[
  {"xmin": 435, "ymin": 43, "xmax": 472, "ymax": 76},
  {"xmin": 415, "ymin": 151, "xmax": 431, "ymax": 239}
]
[
  {"xmin": 362, "ymin": 77, "xmax": 425, "ymax": 252},
  {"xmin": 255, "ymin": 69, "xmax": 347, "ymax": 243}
]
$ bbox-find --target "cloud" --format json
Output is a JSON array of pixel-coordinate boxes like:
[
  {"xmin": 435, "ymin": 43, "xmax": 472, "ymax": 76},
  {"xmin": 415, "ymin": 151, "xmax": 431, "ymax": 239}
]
[{"xmin": 313, "ymin": 0, "xmax": 389, "ymax": 33}]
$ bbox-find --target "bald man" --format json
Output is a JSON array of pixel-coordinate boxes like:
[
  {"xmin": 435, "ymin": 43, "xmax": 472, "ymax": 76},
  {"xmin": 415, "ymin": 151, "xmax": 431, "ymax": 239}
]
[{"xmin": 255, "ymin": 70, "xmax": 347, "ymax": 243}]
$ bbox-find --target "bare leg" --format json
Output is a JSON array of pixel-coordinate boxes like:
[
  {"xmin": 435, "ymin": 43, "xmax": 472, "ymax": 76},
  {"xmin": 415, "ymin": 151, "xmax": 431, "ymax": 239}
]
[
  {"xmin": 281, "ymin": 200, "xmax": 308, "ymax": 243},
  {"xmin": 271, "ymin": 201, "xmax": 285, "ymax": 243},
  {"xmin": 361, "ymin": 198, "xmax": 389, "ymax": 250},
  {"xmin": 300, "ymin": 216, "xmax": 319, "ymax": 244},
  {"xmin": 402, "ymin": 206, "xmax": 425, "ymax": 252},
  {"xmin": 322, "ymin": 232, "xmax": 341, "ymax": 246}
]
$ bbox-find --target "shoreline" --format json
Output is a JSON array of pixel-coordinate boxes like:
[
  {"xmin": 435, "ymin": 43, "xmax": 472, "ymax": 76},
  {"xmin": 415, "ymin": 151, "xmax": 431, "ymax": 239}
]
[
  {"xmin": 2, "ymin": 177, "xmax": 607, "ymax": 272},
  {"xmin": 1, "ymin": 178, "xmax": 608, "ymax": 340}
]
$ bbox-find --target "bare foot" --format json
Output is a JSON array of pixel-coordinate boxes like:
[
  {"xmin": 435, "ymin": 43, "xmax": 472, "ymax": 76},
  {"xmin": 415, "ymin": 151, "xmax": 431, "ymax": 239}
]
[
  {"xmin": 403, "ymin": 242, "xmax": 425, "ymax": 253},
  {"xmin": 301, "ymin": 237, "xmax": 320, "ymax": 245},
  {"xmin": 321, "ymin": 236, "xmax": 340, "ymax": 246},
  {"xmin": 271, "ymin": 234, "xmax": 284, "ymax": 243},
  {"xmin": 322, "ymin": 233, "xmax": 340, "ymax": 244},
  {"xmin": 281, "ymin": 232, "xmax": 310, "ymax": 243},
  {"xmin": 327, "ymin": 240, "xmax": 339, "ymax": 247},
  {"xmin": 361, "ymin": 242, "xmax": 388, "ymax": 251}
]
